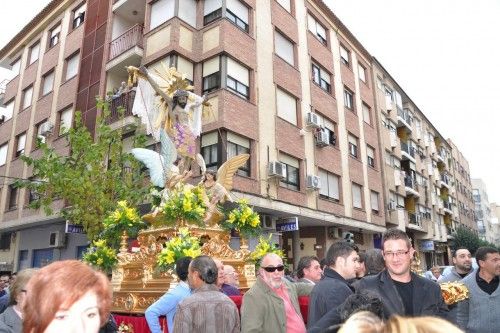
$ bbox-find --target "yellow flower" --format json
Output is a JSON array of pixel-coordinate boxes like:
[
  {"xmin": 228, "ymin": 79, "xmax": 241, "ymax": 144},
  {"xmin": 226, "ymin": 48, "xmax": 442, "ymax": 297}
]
[{"xmin": 117, "ymin": 200, "xmax": 128, "ymax": 208}]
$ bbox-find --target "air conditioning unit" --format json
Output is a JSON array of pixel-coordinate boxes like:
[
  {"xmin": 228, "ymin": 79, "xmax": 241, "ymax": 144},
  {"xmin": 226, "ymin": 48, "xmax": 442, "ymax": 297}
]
[
  {"xmin": 388, "ymin": 201, "xmax": 397, "ymax": 211},
  {"xmin": 306, "ymin": 112, "xmax": 321, "ymax": 128},
  {"xmin": 342, "ymin": 231, "xmax": 354, "ymax": 243},
  {"xmin": 306, "ymin": 175, "xmax": 321, "ymax": 190},
  {"xmin": 327, "ymin": 227, "xmax": 342, "ymax": 239},
  {"xmin": 39, "ymin": 122, "xmax": 54, "ymax": 137},
  {"xmin": 49, "ymin": 231, "xmax": 65, "ymax": 248},
  {"xmin": 268, "ymin": 161, "xmax": 287, "ymax": 179},
  {"xmin": 315, "ymin": 129, "xmax": 329, "ymax": 147},
  {"xmin": 0, "ymin": 115, "xmax": 5, "ymax": 124},
  {"xmin": 260, "ymin": 214, "xmax": 276, "ymax": 230}
]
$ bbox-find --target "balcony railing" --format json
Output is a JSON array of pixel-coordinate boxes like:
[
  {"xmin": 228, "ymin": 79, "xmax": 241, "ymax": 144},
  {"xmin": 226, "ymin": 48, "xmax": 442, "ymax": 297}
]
[
  {"xmin": 397, "ymin": 107, "xmax": 413, "ymax": 126},
  {"xmin": 404, "ymin": 176, "xmax": 417, "ymax": 189},
  {"xmin": 408, "ymin": 212, "xmax": 421, "ymax": 226},
  {"xmin": 401, "ymin": 141, "xmax": 415, "ymax": 158},
  {"xmin": 441, "ymin": 173, "xmax": 450, "ymax": 184},
  {"xmin": 109, "ymin": 24, "xmax": 143, "ymax": 61},
  {"xmin": 106, "ymin": 90, "xmax": 135, "ymax": 124},
  {"xmin": 443, "ymin": 200, "xmax": 452, "ymax": 210}
]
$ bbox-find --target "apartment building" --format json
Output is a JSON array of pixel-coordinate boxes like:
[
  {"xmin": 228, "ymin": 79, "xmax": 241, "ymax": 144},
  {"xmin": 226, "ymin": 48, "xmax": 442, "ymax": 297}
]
[
  {"xmin": 0, "ymin": 0, "xmax": 481, "ymax": 271},
  {"xmin": 448, "ymin": 139, "xmax": 476, "ymax": 232},
  {"xmin": 472, "ymin": 179, "xmax": 494, "ymax": 242},
  {"xmin": 489, "ymin": 203, "xmax": 500, "ymax": 246},
  {"xmin": 0, "ymin": 0, "xmax": 95, "ymax": 271},
  {"xmin": 372, "ymin": 59, "xmax": 461, "ymax": 267}
]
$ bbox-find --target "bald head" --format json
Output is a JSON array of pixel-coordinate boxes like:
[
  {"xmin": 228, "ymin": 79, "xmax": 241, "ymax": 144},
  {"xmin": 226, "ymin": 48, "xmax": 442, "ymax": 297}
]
[{"xmin": 260, "ymin": 253, "xmax": 283, "ymax": 267}]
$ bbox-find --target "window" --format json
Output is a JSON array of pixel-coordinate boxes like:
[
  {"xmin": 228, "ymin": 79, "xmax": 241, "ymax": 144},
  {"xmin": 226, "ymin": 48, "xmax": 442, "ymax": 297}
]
[
  {"xmin": 279, "ymin": 154, "xmax": 299, "ymax": 191},
  {"xmin": 276, "ymin": 88, "xmax": 297, "ymax": 125},
  {"xmin": 307, "ymin": 14, "xmax": 327, "ymax": 45},
  {"xmin": 49, "ymin": 23, "xmax": 61, "ymax": 48},
  {"xmin": 10, "ymin": 58, "xmax": 21, "ymax": 76},
  {"xmin": 367, "ymin": 145, "xmax": 375, "ymax": 168},
  {"xmin": 376, "ymin": 76, "xmax": 383, "ymax": 90},
  {"xmin": 204, "ymin": 0, "xmax": 249, "ymax": 32},
  {"xmin": 22, "ymin": 86, "xmax": 33, "ymax": 109},
  {"xmin": 275, "ymin": 31, "xmax": 294, "ymax": 65},
  {"xmin": 226, "ymin": 0, "xmax": 249, "ymax": 32},
  {"xmin": 28, "ymin": 41, "xmax": 40, "ymax": 65},
  {"xmin": 35, "ymin": 120, "xmax": 49, "ymax": 146},
  {"xmin": 2, "ymin": 100, "xmax": 14, "ymax": 122},
  {"xmin": 41, "ymin": 70, "xmax": 55, "ymax": 96},
  {"xmin": 321, "ymin": 117, "xmax": 337, "ymax": 146},
  {"xmin": 370, "ymin": 191, "xmax": 380, "ymax": 214},
  {"xmin": 65, "ymin": 52, "xmax": 80, "ymax": 81},
  {"xmin": 7, "ymin": 185, "xmax": 18, "ymax": 210},
  {"xmin": 226, "ymin": 58, "xmax": 249, "ymax": 99},
  {"xmin": 319, "ymin": 169, "xmax": 340, "ymax": 201},
  {"xmin": 58, "ymin": 107, "xmax": 73, "ymax": 135},
  {"xmin": 352, "ymin": 183, "xmax": 362, "ymax": 209},
  {"xmin": 150, "ymin": 0, "xmax": 175, "ymax": 30},
  {"xmin": 149, "ymin": 54, "xmax": 194, "ymax": 84},
  {"xmin": 0, "ymin": 232, "xmax": 11, "ymax": 250},
  {"xmin": 339, "ymin": 44, "xmax": 350, "ymax": 66},
  {"xmin": 72, "ymin": 3, "xmax": 86, "ymax": 29},
  {"xmin": 348, "ymin": 134, "xmax": 358, "ymax": 158},
  {"xmin": 178, "ymin": 0, "xmax": 197, "ymax": 27},
  {"xmin": 202, "ymin": 57, "xmax": 221, "ymax": 94},
  {"xmin": 276, "ymin": 0, "xmax": 291, "ymax": 12},
  {"xmin": 15, "ymin": 133, "xmax": 26, "ymax": 158},
  {"xmin": 227, "ymin": 132, "xmax": 250, "ymax": 176},
  {"xmin": 358, "ymin": 63, "xmax": 366, "ymax": 82},
  {"xmin": 28, "ymin": 178, "xmax": 41, "ymax": 203},
  {"xmin": 311, "ymin": 63, "xmax": 331, "ymax": 92},
  {"xmin": 343, "ymin": 87, "xmax": 354, "ymax": 111},
  {"xmin": 201, "ymin": 132, "xmax": 219, "ymax": 171},
  {"xmin": 0, "ymin": 143, "xmax": 7, "ymax": 166},
  {"xmin": 362, "ymin": 103, "xmax": 371, "ymax": 125}
]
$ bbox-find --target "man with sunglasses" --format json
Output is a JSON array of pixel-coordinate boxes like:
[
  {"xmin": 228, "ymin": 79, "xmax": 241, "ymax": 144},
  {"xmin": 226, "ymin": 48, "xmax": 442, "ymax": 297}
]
[
  {"xmin": 241, "ymin": 253, "xmax": 313, "ymax": 333},
  {"xmin": 355, "ymin": 228, "xmax": 449, "ymax": 320}
]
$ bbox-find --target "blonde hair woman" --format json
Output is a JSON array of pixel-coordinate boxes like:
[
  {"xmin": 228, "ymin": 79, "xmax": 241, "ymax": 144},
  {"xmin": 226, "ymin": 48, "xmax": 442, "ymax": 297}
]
[
  {"xmin": 338, "ymin": 311, "xmax": 384, "ymax": 333},
  {"xmin": 383, "ymin": 315, "xmax": 464, "ymax": 333}
]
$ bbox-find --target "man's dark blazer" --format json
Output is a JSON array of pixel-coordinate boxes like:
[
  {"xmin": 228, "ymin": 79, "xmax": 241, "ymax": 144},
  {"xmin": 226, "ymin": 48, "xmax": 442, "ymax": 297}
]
[
  {"xmin": 354, "ymin": 270, "xmax": 449, "ymax": 319},
  {"xmin": 307, "ymin": 267, "xmax": 354, "ymax": 328}
]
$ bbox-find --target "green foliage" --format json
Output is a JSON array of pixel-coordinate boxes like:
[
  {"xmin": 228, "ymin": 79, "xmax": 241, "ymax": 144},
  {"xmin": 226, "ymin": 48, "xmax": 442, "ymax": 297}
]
[
  {"xmin": 15, "ymin": 98, "xmax": 151, "ymax": 240},
  {"xmin": 82, "ymin": 239, "xmax": 118, "ymax": 272},
  {"xmin": 156, "ymin": 227, "xmax": 202, "ymax": 271},
  {"xmin": 101, "ymin": 200, "xmax": 147, "ymax": 249},
  {"xmin": 159, "ymin": 184, "xmax": 207, "ymax": 227},
  {"xmin": 450, "ymin": 227, "xmax": 499, "ymax": 255},
  {"xmin": 221, "ymin": 199, "xmax": 262, "ymax": 238}
]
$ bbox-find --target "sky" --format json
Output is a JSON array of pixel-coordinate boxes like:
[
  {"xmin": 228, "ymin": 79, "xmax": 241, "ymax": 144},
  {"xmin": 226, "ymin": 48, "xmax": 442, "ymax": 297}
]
[{"xmin": 1, "ymin": 0, "xmax": 499, "ymax": 203}]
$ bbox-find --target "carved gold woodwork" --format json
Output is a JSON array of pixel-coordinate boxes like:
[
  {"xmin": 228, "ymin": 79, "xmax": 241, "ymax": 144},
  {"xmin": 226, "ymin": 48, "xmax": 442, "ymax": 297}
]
[{"xmin": 111, "ymin": 224, "xmax": 256, "ymax": 313}]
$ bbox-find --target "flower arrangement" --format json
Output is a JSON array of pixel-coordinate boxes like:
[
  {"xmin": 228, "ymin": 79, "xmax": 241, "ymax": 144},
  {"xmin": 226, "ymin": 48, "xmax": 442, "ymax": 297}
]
[
  {"xmin": 102, "ymin": 200, "xmax": 146, "ymax": 241},
  {"xmin": 82, "ymin": 239, "xmax": 118, "ymax": 272},
  {"xmin": 221, "ymin": 199, "xmax": 261, "ymax": 238},
  {"xmin": 157, "ymin": 227, "xmax": 202, "ymax": 270},
  {"xmin": 117, "ymin": 322, "xmax": 134, "ymax": 333},
  {"xmin": 440, "ymin": 282, "xmax": 469, "ymax": 305},
  {"xmin": 159, "ymin": 185, "xmax": 207, "ymax": 227},
  {"xmin": 249, "ymin": 235, "xmax": 286, "ymax": 269}
]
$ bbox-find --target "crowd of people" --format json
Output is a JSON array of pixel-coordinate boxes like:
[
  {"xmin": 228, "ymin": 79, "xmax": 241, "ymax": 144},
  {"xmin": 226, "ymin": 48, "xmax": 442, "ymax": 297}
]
[{"xmin": 0, "ymin": 227, "xmax": 497, "ymax": 333}]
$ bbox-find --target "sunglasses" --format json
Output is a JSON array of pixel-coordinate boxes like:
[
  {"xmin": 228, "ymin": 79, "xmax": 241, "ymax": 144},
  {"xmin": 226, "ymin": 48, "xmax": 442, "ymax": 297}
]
[{"xmin": 262, "ymin": 265, "xmax": 285, "ymax": 273}]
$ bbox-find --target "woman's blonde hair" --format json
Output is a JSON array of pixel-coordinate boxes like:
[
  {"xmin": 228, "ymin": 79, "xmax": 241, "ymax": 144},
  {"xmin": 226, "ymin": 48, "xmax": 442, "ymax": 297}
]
[
  {"xmin": 9, "ymin": 268, "xmax": 38, "ymax": 305},
  {"xmin": 383, "ymin": 315, "xmax": 464, "ymax": 333},
  {"xmin": 338, "ymin": 311, "xmax": 384, "ymax": 333}
]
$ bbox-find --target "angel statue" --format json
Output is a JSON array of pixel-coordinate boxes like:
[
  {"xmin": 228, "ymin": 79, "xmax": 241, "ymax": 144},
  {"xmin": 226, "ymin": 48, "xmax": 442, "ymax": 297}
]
[
  {"xmin": 131, "ymin": 129, "xmax": 192, "ymax": 223},
  {"xmin": 200, "ymin": 154, "xmax": 250, "ymax": 226},
  {"xmin": 127, "ymin": 64, "xmax": 209, "ymax": 175}
]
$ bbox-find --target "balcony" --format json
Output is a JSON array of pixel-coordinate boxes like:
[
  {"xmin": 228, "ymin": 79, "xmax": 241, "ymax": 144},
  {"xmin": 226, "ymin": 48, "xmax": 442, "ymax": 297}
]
[
  {"xmin": 404, "ymin": 176, "xmax": 420, "ymax": 197},
  {"xmin": 401, "ymin": 141, "xmax": 416, "ymax": 161},
  {"xmin": 396, "ymin": 107, "xmax": 412, "ymax": 131},
  {"xmin": 440, "ymin": 173, "xmax": 451, "ymax": 189},
  {"xmin": 408, "ymin": 212, "xmax": 422, "ymax": 227},
  {"xmin": 443, "ymin": 200, "xmax": 453, "ymax": 214},
  {"xmin": 106, "ymin": 90, "xmax": 136, "ymax": 125},
  {"xmin": 109, "ymin": 24, "xmax": 143, "ymax": 61}
]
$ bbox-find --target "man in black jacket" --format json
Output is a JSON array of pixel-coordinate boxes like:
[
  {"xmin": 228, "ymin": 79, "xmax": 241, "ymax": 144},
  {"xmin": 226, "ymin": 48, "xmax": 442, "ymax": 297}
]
[
  {"xmin": 355, "ymin": 228, "xmax": 449, "ymax": 319},
  {"xmin": 307, "ymin": 241, "xmax": 360, "ymax": 329}
]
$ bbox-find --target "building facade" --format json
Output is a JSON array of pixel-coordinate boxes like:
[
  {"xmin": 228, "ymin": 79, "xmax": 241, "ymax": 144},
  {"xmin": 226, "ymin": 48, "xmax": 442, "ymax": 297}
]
[
  {"xmin": 472, "ymin": 178, "xmax": 494, "ymax": 243},
  {"xmin": 0, "ymin": 0, "xmax": 481, "ymax": 271}
]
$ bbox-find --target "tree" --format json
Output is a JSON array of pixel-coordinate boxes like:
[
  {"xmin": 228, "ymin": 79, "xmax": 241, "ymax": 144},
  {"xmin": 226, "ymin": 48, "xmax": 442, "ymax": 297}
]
[
  {"xmin": 16, "ymin": 99, "xmax": 151, "ymax": 240},
  {"xmin": 450, "ymin": 227, "xmax": 499, "ymax": 255}
]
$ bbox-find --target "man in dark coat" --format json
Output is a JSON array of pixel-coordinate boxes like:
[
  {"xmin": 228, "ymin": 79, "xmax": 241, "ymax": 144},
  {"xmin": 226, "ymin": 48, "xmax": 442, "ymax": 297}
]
[
  {"xmin": 355, "ymin": 228, "xmax": 449, "ymax": 320},
  {"xmin": 307, "ymin": 242, "xmax": 360, "ymax": 329}
]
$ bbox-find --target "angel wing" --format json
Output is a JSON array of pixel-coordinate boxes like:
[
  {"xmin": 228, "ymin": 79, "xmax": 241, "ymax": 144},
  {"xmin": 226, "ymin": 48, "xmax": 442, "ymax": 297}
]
[
  {"xmin": 160, "ymin": 129, "xmax": 177, "ymax": 170},
  {"xmin": 131, "ymin": 148, "xmax": 164, "ymax": 187},
  {"xmin": 216, "ymin": 154, "xmax": 250, "ymax": 192}
]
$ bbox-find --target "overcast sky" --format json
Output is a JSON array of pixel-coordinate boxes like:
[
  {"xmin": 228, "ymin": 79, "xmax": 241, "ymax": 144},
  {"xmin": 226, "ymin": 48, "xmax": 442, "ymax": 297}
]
[{"xmin": 1, "ymin": 0, "xmax": 499, "ymax": 203}]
